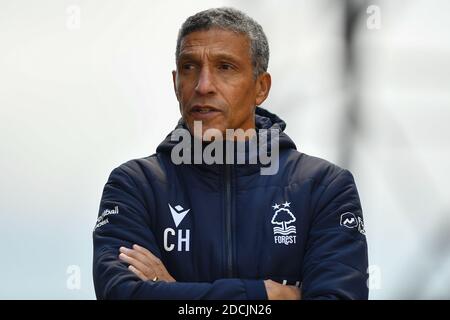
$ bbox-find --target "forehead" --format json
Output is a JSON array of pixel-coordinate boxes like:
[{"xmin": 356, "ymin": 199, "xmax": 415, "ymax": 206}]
[{"xmin": 179, "ymin": 28, "xmax": 251, "ymax": 60}]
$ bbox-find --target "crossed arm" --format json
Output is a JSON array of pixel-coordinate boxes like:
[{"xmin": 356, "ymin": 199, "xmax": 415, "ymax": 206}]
[
  {"xmin": 96, "ymin": 166, "xmax": 368, "ymax": 300},
  {"xmin": 119, "ymin": 244, "xmax": 301, "ymax": 300}
]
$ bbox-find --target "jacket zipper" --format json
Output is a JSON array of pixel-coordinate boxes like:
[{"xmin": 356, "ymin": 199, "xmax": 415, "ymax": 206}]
[{"xmin": 224, "ymin": 164, "xmax": 234, "ymax": 278}]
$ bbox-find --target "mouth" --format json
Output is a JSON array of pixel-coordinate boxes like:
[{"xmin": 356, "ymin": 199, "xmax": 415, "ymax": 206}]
[{"xmin": 188, "ymin": 105, "xmax": 222, "ymax": 121}]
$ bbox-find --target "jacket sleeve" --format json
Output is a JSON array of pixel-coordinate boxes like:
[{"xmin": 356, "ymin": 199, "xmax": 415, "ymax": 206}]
[
  {"xmin": 93, "ymin": 165, "xmax": 267, "ymax": 300},
  {"xmin": 301, "ymin": 168, "xmax": 369, "ymax": 299}
]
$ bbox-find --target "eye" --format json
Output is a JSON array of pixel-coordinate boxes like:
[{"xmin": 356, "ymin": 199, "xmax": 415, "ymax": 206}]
[
  {"xmin": 218, "ymin": 63, "xmax": 234, "ymax": 70},
  {"xmin": 182, "ymin": 63, "xmax": 196, "ymax": 70}
]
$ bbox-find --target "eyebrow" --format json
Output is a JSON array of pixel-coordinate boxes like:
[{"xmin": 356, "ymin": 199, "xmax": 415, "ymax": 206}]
[{"xmin": 178, "ymin": 52, "xmax": 242, "ymax": 64}]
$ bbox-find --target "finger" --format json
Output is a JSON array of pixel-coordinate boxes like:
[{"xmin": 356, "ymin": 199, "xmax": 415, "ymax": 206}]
[
  {"xmin": 120, "ymin": 246, "xmax": 150, "ymax": 264},
  {"xmin": 119, "ymin": 249, "xmax": 171, "ymax": 281},
  {"xmin": 128, "ymin": 265, "xmax": 148, "ymax": 281},
  {"xmin": 120, "ymin": 247, "xmax": 158, "ymax": 274},
  {"xmin": 119, "ymin": 253, "xmax": 155, "ymax": 277},
  {"xmin": 129, "ymin": 248, "xmax": 167, "ymax": 279},
  {"xmin": 121, "ymin": 253, "xmax": 173, "ymax": 282},
  {"xmin": 122, "ymin": 246, "xmax": 175, "ymax": 282},
  {"xmin": 132, "ymin": 244, "xmax": 167, "ymax": 275},
  {"xmin": 132, "ymin": 244, "xmax": 162, "ymax": 264}
]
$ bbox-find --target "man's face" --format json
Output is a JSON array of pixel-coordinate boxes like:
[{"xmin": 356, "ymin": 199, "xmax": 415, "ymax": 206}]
[{"xmin": 173, "ymin": 28, "xmax": 271, "ymax": 137}]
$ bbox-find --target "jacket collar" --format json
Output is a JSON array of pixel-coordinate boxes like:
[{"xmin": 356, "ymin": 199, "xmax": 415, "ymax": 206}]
[{"xmin": 156, "ymin": 107, "xmax": 297, "ymax": 176}]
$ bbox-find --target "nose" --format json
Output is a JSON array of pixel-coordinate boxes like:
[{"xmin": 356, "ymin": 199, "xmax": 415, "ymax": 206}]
[{"xmin": 195, "ymin": 66, "xmax": 216, "ymax": 96}]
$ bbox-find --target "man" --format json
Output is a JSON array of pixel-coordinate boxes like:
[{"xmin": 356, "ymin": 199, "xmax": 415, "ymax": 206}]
[{"xmin": 93, "ymin": 7, "xmax": 368, "ymax": 300}]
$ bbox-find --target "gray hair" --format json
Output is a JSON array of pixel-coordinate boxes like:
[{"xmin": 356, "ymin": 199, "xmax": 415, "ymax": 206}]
[{"xmin": 175, "ymin": 7, "xmax": 269, "ymax": 78}]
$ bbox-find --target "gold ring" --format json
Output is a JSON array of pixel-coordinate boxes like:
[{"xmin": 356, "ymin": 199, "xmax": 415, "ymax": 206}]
[{"xmin": 152, "ymin": 276, "xmax": 158, "ymax": 282}]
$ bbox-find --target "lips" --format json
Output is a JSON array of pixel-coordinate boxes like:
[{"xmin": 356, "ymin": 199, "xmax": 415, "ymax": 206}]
[
  {"xmin": 188, "ymin": 105, "xmax": 222, "ymax": 121},
  {"xmin": 190, "ymin": 105, "xmax": 220, "ymax": 113}
]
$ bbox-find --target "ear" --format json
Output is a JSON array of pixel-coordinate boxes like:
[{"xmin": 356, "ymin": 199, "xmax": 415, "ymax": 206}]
[
  {"xmin": 255, "ymin": 72, "xmax": 271, "ymax": 106},
  {"xmin": 172, "ymin": 70, "xmax": 179, "ymax": 101}
]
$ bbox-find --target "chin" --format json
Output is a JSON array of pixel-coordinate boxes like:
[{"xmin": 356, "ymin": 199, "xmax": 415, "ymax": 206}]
[{"xmin": 187, "ymin": 119, "xmax": 225, "ymax": 136}]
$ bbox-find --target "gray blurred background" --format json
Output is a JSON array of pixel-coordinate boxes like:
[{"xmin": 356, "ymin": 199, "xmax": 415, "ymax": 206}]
[{"xmin": 1, "ymin": 0, "xmax": 449, "ymax": 299}]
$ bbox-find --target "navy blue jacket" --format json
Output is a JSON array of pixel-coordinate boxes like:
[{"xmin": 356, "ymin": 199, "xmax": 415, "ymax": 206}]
[{"xmin": 93, "ymin": 107, "xmax": 368, "ymax": 300}]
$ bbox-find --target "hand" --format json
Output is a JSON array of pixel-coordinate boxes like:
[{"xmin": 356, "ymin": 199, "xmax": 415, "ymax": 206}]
[
  {"xmin": 264, "ymin": 279, "xmax": 301, "ymax": 300},
  {"xmin": 119, "ymin": 244, "xmax": 176, "ymax": 282}
]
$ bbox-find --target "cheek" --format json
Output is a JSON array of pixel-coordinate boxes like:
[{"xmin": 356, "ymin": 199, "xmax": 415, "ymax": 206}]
[
  {"xmin": 177, "ymin": 79, "xmax": 194, "ymax": 99},
  {"xmin": 230, "ymin": 85, "xmax": 255, "ymax": 110},
  {"xmin": 228, "ymin": 80, "xmax": 250, "ymax": 100},
  {"xmin": 177, "ymin": 89, "xmax": 192, "ymax": 111}
]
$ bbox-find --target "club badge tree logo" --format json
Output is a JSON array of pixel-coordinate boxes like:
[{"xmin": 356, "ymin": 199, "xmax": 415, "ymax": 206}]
[{"xmin": 271, "ymin": 203, "xmax": 296, "ymax": 235}]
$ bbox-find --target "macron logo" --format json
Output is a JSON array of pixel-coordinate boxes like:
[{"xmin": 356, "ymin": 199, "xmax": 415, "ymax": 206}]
[
  {"xmin": 168, "ymin": 204, "xmax": 190, "ymax": 228},
  {"xmin": 340, "ymin": 212, "xmax": 358, "ymax": 229}
]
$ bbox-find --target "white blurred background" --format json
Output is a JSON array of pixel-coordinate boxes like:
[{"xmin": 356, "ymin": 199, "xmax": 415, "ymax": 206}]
[{"xmin": 0, "ymin": 0, "xmax": 449, "ymax": 299}]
